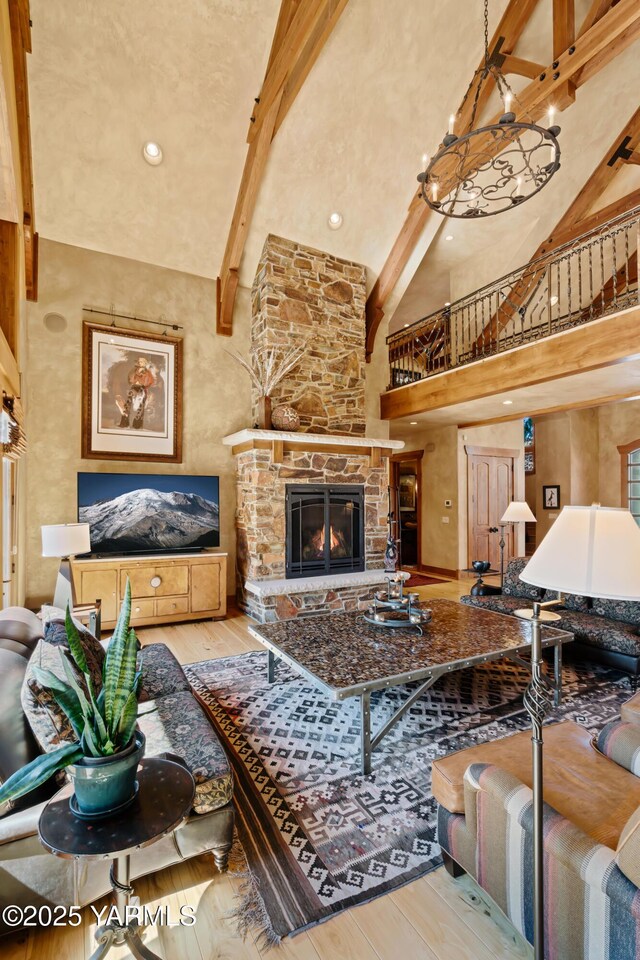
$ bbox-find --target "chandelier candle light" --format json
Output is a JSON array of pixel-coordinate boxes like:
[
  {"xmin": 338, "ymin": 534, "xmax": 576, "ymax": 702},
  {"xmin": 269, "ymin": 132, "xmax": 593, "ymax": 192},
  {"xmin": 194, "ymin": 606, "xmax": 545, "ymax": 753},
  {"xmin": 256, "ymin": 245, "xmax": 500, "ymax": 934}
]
[
  {"xmin": 417, "ymin": 0, "xmax": 561, "ymax": 219},
  {"xmin": 517, "ymin": 505, "xmax": 640, "ymax": 960}
]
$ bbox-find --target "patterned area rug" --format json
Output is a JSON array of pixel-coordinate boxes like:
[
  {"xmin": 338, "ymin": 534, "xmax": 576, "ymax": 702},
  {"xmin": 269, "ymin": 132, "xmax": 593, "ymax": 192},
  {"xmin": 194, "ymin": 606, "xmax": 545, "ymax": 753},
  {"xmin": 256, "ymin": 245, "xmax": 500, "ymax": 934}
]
[{"xmin": 185, "ymin": 651, "xmax": 631, "ymax": 944}]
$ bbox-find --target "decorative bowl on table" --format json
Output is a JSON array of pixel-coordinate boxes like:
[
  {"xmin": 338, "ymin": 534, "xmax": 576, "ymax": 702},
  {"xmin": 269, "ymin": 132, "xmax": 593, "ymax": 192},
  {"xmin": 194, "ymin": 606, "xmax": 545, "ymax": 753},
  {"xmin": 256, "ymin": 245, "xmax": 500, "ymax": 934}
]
[{"xmin": 472, "ymin": 560, "xmax": 491, "ymax": 575}]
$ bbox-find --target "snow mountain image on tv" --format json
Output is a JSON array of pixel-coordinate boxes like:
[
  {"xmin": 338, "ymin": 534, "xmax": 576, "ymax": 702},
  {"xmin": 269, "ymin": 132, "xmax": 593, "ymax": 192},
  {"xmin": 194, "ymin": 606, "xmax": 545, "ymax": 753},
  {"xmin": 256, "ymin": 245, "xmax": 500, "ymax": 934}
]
[{"xmin": 80, "ymin": 487, "xmax": 219, "ymax": 553}]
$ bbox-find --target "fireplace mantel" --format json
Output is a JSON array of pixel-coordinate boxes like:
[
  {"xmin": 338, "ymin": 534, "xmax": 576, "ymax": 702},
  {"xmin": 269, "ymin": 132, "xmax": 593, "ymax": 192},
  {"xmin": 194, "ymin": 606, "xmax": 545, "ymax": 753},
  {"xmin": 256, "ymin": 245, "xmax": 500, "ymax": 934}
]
[{"xmin": 223, "ymin": 429, "xmax": 404, "ymax": 466}]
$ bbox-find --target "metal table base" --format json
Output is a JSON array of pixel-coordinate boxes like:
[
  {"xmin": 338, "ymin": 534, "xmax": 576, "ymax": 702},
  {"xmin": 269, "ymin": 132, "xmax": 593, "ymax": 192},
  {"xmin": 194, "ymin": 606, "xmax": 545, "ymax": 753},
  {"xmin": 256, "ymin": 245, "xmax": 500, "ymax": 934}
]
[
  {"xmin": 267, "ymin": 641, "xmax": 565, "ymax": 776},
  {"xmin": 91, "ymin": 856, "xmax": 161, "ymax": 960}
]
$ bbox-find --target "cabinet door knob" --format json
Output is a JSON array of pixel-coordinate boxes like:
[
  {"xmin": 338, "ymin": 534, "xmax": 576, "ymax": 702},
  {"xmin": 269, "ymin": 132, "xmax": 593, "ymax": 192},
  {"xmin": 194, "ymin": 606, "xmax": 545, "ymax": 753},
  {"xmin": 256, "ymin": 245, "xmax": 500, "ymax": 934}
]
[
  {"xmin": 150, "ymin": 575, "xmax": 162, "ymax": 588},
  {"xmin": 135, "ymin": 606, "xmax": 141, "ymax": 613}
]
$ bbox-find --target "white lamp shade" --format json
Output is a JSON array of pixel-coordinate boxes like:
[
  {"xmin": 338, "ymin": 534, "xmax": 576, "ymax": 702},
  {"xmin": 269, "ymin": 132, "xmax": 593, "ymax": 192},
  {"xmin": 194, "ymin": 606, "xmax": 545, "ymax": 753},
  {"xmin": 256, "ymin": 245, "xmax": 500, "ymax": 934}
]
[
  {"xmin": 41, "ymin": 523, "xmax": 91, "ymax": 558},
  {"xmin": 520, "ymin": 505, "xmax": 640, "ymax": 600},
  {"xmin": 501, "ymin": 501, "xmax": 537, "ymax": 523}
]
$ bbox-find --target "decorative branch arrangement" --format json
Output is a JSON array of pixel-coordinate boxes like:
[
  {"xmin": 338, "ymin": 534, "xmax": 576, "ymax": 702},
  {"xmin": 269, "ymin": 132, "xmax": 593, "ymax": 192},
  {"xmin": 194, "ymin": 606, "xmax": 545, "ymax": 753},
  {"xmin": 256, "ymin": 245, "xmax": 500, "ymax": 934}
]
[
  {"xmin": 225, "ymin": 345, "xmax": 304, "ymax": 397},
  {"xmin": 225, "ymin": 345, "xmax": 304, "ymax": 429}
]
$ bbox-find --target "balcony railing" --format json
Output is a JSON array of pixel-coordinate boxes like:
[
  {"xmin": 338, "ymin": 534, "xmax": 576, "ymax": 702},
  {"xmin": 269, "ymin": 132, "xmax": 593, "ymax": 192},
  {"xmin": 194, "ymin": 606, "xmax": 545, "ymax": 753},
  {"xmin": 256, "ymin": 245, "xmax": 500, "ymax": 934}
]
[{"xmin": 387, "ymin": 205, "xmax": 640, "ymax": 390}]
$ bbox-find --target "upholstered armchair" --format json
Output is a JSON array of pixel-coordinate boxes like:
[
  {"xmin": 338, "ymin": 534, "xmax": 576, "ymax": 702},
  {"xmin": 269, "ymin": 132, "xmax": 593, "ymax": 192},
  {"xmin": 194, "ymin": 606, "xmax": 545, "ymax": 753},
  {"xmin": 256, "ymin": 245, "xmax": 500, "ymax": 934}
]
[{"xmin": 433, "ymin": 708, "xmax": 640, "ymax": 960}]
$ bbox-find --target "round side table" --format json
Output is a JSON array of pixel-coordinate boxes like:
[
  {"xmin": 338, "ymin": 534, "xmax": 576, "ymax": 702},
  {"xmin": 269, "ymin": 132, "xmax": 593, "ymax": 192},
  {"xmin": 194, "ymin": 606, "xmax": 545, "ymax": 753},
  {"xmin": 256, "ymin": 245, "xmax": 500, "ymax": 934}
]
[{"xmin": 38, "ymin": 757, "xmax": 195, "ymax": 960}]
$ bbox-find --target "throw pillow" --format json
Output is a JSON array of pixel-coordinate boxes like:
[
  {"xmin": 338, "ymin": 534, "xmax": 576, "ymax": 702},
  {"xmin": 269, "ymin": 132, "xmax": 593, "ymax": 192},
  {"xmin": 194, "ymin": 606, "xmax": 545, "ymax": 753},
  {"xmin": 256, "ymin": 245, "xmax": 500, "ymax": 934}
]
[
  {"xmin": 502, "ymin": 557, "xmax": 544, "ymax": 600},
  {"xmin": 43, "ymin": 619, "xmax": 105, "ymax": 692},
  {"xmin": 592, "ymin": 599, "xmax": 640, "ymax": 627}
]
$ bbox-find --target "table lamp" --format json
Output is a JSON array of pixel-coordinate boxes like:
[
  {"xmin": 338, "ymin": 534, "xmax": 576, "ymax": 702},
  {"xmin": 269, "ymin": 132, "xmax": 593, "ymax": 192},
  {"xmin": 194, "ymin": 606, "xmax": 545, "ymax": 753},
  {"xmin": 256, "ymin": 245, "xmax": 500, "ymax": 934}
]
[
  {"xmin": 516, "ymin": 505, "xmax": 640, "ymax": 960},
  {"xmin": 499, "ymin": 500, "xmax": 537, "ymax": 588},
  {"xmin": 41, "ymin": 523, "xmax": 91, "ymax": 610}
]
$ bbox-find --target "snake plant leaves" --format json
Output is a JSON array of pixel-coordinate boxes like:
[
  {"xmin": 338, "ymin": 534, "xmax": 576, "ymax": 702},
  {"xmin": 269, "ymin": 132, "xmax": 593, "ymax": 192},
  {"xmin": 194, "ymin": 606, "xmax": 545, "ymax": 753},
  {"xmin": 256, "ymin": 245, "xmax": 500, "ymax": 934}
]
[
  {"xmin": 59, "ymin": 653, "xmax": 92, "ymax": 722},
  {"xmin": 117, "ymin": 691, "xmax": 138, "ymax": 747},
  {"xmin": 64, "ymin": 605, "xmax": 89, "ymax": 677},
  {"xmin": 109, "ymin": 628, "xmax": 138, "ymax": 737},
  {"xmin": 0, "ymin": 742, "xmax": 83, "ymax": 806},
  {"xmin": 31, "ymin": 666, "xmax": 85, "ymax": 742},
  {"xmin": 81, "ymin": 718, "xmax": 104, "ymax": 758},
  {"xmin": 103, "ymin": 579, "xmax": 132, "ymax": 728}
]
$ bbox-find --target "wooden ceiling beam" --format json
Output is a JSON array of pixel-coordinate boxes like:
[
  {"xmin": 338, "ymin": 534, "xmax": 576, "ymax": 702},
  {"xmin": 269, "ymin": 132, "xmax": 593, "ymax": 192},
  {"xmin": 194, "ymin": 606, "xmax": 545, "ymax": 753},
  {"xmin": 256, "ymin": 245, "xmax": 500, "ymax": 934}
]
[
  {"xmin": 552, "ymin": 0, "xmax": 576, "ymax": 109},
  {"xmin": 216, "ymin": 0, "xmax": 348, "ymax": 335},
  {"xmin": 7, "ymin": 0, "xmax": 37, "ymax": 302},
  {"xmin": 577, "ymin": 0, "xmax": 615, "ymax": 38},
  {"xmin": 365, "ymin": 0, "xmax": 640, "ymax": 360},
  {"xmin": 500, "ymin": 54, "xmax": 545, "ymax": 79}
]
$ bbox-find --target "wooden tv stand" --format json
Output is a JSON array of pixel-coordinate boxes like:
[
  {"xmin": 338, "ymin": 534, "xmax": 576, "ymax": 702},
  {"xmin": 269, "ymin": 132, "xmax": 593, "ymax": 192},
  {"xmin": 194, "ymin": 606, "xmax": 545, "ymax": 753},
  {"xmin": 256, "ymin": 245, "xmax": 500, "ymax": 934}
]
[{"xmin": 71, "ymin": 551, "xmax": 227, "ymax": 630}]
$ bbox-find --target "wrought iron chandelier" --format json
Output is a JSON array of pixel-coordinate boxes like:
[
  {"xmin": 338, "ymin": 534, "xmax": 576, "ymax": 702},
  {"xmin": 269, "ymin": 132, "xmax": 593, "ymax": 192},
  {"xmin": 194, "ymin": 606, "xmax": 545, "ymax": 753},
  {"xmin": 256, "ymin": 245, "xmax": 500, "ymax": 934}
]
[{"xmin": 417, "ymin": 0, "xmax": 561, "ymax": 219}]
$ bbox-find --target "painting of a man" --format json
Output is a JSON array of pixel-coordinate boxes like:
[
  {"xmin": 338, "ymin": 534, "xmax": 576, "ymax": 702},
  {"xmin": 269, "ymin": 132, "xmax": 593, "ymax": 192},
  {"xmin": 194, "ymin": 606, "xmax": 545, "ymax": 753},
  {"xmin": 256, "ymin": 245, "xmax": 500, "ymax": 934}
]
[{"xmin": 116, "ymin": 356, "xmax": 158, "ymax": 430}]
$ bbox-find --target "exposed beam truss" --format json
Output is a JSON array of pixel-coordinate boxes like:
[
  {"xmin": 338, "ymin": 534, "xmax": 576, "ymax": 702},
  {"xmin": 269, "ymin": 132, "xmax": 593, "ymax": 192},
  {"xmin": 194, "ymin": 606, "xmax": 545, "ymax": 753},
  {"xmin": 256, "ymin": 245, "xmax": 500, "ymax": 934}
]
[
  {"xmin": 478, "ymin": 104, "xmax": 640, "ymax": 348},
  {"xmin": 216, "ymin": 0, "xmax": 348, "ymax": 335},
  {"xmin": 365, "ymin": 0, "xmax": 640, "ymax": 359},
  {"xmin": 8, "ymin": 0, "xmax": 37, "ymax": 301}
]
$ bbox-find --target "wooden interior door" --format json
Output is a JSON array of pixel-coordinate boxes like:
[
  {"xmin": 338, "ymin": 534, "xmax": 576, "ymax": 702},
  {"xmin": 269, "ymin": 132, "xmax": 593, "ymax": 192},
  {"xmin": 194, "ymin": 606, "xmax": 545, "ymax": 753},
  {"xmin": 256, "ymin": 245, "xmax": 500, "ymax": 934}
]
[{"xmin": 467, "ymin": 447, "xmax": 516, "ymax": 570}]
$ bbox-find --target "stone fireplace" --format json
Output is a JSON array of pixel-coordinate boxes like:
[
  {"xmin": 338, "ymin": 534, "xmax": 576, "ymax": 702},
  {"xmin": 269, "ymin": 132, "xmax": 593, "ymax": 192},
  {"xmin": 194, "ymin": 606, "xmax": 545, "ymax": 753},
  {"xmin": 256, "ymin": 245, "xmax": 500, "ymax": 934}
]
[{"xmin": 224, "ymin": 235, "xmax": 405, "ymax": 623}]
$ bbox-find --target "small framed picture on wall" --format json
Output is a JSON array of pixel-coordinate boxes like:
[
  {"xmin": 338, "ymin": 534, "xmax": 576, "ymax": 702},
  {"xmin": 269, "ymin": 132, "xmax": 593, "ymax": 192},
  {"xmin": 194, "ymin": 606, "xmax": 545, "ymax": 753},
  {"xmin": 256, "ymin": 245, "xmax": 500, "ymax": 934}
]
[{"xmin": 542, "ymin": 485, "xmax": 560, "ymax": 510}]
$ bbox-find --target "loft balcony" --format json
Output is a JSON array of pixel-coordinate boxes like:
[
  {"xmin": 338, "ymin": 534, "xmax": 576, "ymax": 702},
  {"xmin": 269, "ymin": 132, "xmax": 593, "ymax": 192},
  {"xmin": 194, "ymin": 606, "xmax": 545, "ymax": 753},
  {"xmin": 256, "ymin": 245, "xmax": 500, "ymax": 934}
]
[{"xmin": 381, "ymin": 207, "xmax": 640, "ymax": 423}]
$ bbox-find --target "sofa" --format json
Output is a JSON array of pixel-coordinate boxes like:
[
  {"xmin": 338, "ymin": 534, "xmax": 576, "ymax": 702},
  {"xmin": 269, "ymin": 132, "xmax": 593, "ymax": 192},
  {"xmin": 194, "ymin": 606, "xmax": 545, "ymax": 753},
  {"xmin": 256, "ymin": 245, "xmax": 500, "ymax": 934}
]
[
  {"xmin": 462, "ymin": 556, "xmax": 640, "ymax": 675},
  {"xmin": 433, "ymin": 693, "xmax": 640, "ymax": 960},
  {"xmin": 0, "ymin": 606, "xmax": 233, "ymax": 934}
]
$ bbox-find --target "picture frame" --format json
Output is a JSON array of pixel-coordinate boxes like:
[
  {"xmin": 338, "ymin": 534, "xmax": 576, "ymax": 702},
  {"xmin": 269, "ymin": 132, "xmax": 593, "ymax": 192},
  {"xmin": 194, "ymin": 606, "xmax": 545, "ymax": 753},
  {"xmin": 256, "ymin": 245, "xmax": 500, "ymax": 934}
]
[
  {"xmin": 542, "ymin": 484, "xmax": 560, "ymax": 510},
  {"xmin": 82, "ymin": 322, "xmax": 183, "ymax": 462},
  {"xmin": 399, "ymin": 474, "xmax": 417, "ymax": 511}
]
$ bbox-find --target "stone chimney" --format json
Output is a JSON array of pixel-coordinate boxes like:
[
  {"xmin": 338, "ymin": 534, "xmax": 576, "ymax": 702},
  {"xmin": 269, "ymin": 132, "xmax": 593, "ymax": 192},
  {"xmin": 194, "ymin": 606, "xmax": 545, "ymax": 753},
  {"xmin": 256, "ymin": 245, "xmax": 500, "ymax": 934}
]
[{"xmin": 250, "ymin": 234, "xmax": 367, "ymax": 435}]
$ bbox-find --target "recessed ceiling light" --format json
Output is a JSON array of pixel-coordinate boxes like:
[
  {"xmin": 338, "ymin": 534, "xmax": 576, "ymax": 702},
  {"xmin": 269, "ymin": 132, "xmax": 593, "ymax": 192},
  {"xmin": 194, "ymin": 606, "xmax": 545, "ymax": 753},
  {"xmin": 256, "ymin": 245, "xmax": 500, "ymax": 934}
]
[
  {"xmin": 445, "ymin": 234, "xmax": 454, "ymax": 241},
  {"xmin": 550, "ymin": 295, "xmax": 558, "ymax": 305},
  {"xmin": 444, "ymin": 301, "xmax": 451, "ymax": 306},
  {"xmin": 503, "ymin": 400, "xmax": 513, "ymax": 405},
  {"xmin": 143, "ymin": 141, "xmax": 163, "ymax": 165},
  {"xmin": 410, "ymin": 421, "xmax": 418, "ymax": 425},
  {"xmin": 328, "ymin": 211, "xmax": 343, "ymax": 229},
  {"xmin": 404, "ymin": 323, "xmax": 409, "ymax": 327}
]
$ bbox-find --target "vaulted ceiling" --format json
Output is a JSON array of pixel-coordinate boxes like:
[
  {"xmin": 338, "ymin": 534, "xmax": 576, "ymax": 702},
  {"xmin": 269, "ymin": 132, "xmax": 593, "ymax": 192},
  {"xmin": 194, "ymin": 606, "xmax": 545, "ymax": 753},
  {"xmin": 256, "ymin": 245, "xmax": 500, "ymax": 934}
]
[{"xmin": 27, "ymin": 0, "xmax": 640, "ymax": 342}]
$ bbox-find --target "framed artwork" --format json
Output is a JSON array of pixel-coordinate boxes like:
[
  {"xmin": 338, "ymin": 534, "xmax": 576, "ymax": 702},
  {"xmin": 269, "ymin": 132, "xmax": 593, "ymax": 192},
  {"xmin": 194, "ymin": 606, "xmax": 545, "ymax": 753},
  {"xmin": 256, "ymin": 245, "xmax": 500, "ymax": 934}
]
[
  {"xmin": 542, "ymin": 485, "xmax": 560, "ymax": 510},
  {"xmin": 82, "ymin": 322, "xmax": 183, "ymax": 462},
  {"xmin": 524, "ymin": 417, "xmax": 535, "ymax": 475},
  {"xmin": 399, "ymin": 474, "xmax": 417, "ymax": 511}
]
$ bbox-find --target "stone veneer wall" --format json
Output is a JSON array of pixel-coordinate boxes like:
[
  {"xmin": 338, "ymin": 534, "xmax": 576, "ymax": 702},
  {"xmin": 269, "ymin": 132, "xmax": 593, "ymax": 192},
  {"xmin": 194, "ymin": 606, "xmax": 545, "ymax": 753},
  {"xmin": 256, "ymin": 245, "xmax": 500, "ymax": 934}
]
[
  {"xmin": 235, "ymin": 446, "xmax": 388, "ymax": 608},
  {"xmin": 250, "ymin": 234, "xmax": 367, "ymax": 435}
]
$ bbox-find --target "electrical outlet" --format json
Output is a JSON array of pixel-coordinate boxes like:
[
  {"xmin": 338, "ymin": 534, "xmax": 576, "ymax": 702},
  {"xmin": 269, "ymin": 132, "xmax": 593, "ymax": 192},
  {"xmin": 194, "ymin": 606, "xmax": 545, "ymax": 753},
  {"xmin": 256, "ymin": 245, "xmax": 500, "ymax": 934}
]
[{"xmin": 441, "ymin": 516, "xmax": 450, "ymax": 524}]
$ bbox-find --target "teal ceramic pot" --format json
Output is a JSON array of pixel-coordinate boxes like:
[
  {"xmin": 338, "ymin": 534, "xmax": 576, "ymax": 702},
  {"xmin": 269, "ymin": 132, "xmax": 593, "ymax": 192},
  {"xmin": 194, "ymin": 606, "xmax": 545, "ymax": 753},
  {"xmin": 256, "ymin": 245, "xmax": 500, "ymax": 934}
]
[{"xmin": 68, "ymin": 730, "xmax": 145, "ymax": 819}]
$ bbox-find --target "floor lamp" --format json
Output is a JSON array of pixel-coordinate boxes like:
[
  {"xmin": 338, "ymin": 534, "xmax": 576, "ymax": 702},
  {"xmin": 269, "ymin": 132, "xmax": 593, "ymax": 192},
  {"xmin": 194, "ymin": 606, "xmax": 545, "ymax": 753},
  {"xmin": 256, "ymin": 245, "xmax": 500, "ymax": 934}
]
[
  {"xmin": 516, "ymin": 505, "xmax": 640, "ymax": 960},
  {"xmin": 499, "ymin": 500, "xmax": 536, "ymax": 589}
]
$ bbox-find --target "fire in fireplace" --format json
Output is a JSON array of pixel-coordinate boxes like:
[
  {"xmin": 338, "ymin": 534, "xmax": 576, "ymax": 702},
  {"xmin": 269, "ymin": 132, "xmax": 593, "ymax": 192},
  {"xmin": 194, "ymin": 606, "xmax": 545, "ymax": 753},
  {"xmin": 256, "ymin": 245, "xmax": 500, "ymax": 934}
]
[{"xmin": 285, "ymin": 484, "xmax": 365, "ymax": 579}]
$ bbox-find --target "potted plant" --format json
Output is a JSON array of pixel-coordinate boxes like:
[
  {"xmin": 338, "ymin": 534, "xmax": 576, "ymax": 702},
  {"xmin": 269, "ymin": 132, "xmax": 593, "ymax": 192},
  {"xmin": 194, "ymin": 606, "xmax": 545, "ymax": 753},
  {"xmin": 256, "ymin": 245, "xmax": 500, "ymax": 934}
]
[{"xmin": 0, "ymin": 580, "xmax": 144, "ymax": 820}]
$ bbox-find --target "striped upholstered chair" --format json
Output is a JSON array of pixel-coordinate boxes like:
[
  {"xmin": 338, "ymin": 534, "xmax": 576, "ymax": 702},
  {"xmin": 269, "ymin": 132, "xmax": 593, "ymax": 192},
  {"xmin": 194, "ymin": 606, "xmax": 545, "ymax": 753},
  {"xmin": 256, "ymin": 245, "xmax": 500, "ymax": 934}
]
[{"xmin": 433, "ymin": 706, "xmax": 640, "ymax": 960}]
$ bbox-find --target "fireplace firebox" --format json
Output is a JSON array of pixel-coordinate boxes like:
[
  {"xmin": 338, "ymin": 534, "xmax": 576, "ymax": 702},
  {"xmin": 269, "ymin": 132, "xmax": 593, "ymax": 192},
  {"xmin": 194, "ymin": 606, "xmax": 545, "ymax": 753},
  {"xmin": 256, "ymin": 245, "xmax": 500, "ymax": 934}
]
[{"xmin": 285, "ymin": 484, "xmax": 365, "ymax": 579}]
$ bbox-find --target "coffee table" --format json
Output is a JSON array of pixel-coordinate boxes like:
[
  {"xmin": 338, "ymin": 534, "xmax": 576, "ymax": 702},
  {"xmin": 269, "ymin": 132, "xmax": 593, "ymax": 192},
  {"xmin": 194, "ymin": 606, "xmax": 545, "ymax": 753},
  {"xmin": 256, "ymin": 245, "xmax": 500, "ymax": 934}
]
[{"xmin": 248, "ymin": 598, "xmax": 572, "ymax": 775}]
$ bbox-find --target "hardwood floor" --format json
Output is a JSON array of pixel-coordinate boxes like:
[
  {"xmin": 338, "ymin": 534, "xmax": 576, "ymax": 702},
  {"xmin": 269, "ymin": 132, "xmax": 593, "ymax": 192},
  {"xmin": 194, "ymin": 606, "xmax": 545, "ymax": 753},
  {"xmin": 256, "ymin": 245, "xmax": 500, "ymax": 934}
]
[{"xmin": 4, "ymin": 574, "xmax": 532, "ymax": 960}]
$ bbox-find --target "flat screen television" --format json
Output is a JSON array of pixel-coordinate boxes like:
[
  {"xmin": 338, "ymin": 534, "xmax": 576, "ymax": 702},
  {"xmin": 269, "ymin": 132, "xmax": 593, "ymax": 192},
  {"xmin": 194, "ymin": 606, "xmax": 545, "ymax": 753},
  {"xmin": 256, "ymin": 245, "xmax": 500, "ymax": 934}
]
[{"xmin": 77, "ymin": 473, "xmax": 220, "ymax": 555}]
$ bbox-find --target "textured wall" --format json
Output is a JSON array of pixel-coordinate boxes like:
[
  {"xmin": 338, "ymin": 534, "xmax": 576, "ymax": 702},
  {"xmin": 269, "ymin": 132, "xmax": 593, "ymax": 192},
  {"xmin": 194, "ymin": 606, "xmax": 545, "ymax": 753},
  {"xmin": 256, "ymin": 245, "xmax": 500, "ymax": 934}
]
[
  {"xmin": 25, "ymin": 239, "xmax": 251, "ymax": 606},
  {"xmin": 250, "ymin": 235, "xmax": 367, "ymax": 435},
  {"xmin": 598, "ymin": 399, "xmax": 640, "ymax": 507}
]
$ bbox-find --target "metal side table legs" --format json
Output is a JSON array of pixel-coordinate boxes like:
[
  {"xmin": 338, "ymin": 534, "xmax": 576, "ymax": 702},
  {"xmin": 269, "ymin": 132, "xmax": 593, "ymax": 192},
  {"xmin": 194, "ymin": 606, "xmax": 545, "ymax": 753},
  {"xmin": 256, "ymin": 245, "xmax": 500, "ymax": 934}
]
[{"xmin": 92, "ymin": 855, "xmax": 162, "ymax": 960}]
